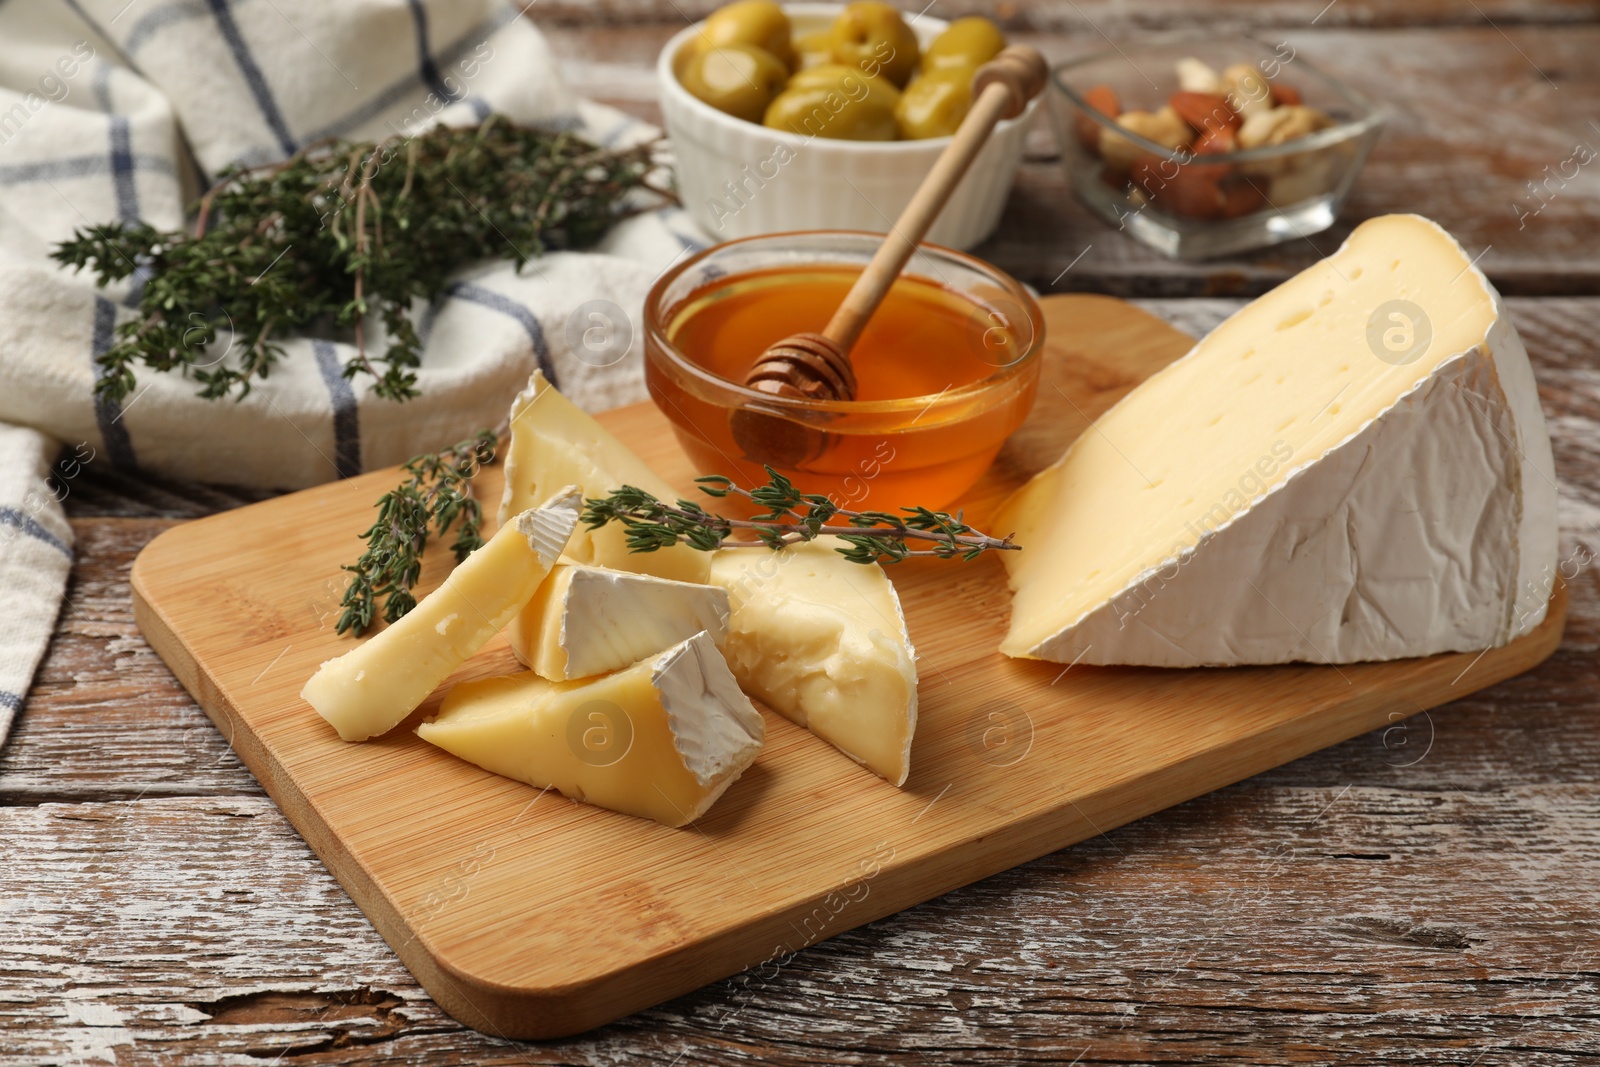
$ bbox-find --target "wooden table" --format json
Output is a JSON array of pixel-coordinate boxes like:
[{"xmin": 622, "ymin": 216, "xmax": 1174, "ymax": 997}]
[{"xmin": 5, "ymin": 3, "xmax": 1598, "ymax": 1063}]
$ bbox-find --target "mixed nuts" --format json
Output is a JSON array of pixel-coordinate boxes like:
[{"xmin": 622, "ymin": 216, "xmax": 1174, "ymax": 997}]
[{"xmin": 1075, "ymin": 56, "xmax": 1341, "ymax": 221}]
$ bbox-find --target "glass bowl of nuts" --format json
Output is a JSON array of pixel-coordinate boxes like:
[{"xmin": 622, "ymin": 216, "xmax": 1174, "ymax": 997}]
[{"xmin": 1051, "ymin": 37, "xmax": 1388, "ymax": 259}]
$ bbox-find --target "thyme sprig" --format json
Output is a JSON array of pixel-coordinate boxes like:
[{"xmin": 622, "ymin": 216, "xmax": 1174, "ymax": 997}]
[
  {"xmin": 52, "ymin": 116, "xmax": 662, "ymax": 405},
  {"xmin": 583, "ymin": 467, "xmax": 1019, "ymax": 565},
  {"xmin": 338, "ymin": 459, "xmax": 1014, "ymax": 638},
  {"xmin": 335, "ymin": 429, "xmax": 497, "ymax": 636}
]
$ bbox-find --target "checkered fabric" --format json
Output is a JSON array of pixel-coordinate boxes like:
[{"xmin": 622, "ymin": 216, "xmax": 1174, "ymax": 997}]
[{"xmin": 0, "ymin": 0, "xmax": 711, "ymax": 743}]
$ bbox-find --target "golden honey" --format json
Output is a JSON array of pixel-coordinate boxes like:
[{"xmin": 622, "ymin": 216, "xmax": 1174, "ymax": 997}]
[{"xmin": 645, "ymin": 260, "xmax": 1042, "ymax": 512}]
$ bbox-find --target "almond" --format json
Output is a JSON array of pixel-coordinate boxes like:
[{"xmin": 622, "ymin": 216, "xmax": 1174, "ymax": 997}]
[
  {"xmin": 1193, "ymin": 127, "xmax": 1238, "ymax": 155},
  {"xmin": 1086, "ymin": 84, "xmax": 1121, "ymax": 116},
  {"xmin": 1075, "ymin": 83, "xmax": 1122, "ymax": 150},
  {"xmin": 1271, "ymin": 80, "xmax": 1303, "ymax": 107},
  {"xmin": 1132, "ymin": 157, "xmax": 1237, "ymax": 221},
  {"xmin": 1218, "ymin": 175, "xmax": 1268, "ymax": 218},
  {"xmin": 1160, "ymin": 166, "xmax": 1226, "ymax": 220},
  {"xmin": 1168, "ymin": 91, "xmax": 1240, "ymax": 136}
]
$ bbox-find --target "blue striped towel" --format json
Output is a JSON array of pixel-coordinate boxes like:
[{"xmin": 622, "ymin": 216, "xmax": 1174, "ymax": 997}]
[{"xmin": 0, "ymin": 0, "xmax": 711, "ymax": 743}]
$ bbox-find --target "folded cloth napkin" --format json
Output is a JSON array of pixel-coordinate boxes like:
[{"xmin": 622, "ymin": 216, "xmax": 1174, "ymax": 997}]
[{"xmin": 0, "ymin": 0, "xmax": 711, "ymax": 745}]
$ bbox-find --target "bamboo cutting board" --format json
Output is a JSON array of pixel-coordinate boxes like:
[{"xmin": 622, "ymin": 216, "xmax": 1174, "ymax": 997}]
[{"xmin": 131, "ymin": 294, "xmax": 1566, "ymax": 1039}]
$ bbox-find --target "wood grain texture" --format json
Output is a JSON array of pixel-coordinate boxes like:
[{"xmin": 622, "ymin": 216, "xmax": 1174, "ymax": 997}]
[
  {"xmin": 4, "ymin": 2, "xmax": 1599, "ymax": 1056},
  {"xmin": 2, "ymin": 776, "xmax": 1597, "ymax": 1063},
  {"xmin": 3, "ymin": 295, "xmax": 1597, "ymax": 1062},
  {"xmin": 533, "ymin": 0, "xmax": 1600, "ymax": 30},
  {"xmin": 116, "ymin": 295, "xmax": 1566, "ymax": 1040},
  {"xmin": 548, "ymin": 22, "xmax": 1600, "ymax": 296}
]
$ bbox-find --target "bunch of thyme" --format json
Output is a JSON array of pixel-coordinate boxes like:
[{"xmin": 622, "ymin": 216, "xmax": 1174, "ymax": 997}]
[
  {"xmin": 335, "ymin": 430, "xmax": 497, "ymax": 635},
  {"xmin": 583, "ymin": 466, "xmax": 1019, "ymax": 564},
  {"xmin": 52, "ymin": 115, "xmax": 663, "ymax": 404}
]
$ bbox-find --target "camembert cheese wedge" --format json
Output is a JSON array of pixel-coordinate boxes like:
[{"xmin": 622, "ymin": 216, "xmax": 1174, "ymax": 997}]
[
  {"xmin": 302, "ymin": 487, "xmax": 582, "ymax": 741},
  {"xmin": 996, "ymin": 214, "xmax": 1558, "ymax": 667},
  {"xmin": 710, "ymin": 537, "xmax": 918, "ymax": 786},
  {"xmin": 512, "ymin": 564, "xmax": 731, "ymax": 680},
  {"xmin": 499, "ymin": 371, "xmax": 709, "ymax": 583},
  {"xmin": 417, "ymin": 631, "xmax": 764, "ymax": 827}
]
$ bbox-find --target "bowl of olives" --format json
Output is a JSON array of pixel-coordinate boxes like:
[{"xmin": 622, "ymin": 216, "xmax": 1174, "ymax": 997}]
[{"xmin": 658, "ymin": 2, "xmax": 1040, "ymax": 250}]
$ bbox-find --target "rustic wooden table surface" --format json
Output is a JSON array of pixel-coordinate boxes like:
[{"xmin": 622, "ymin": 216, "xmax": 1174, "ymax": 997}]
[{"xmin": 5, "ymin": 2, "xmax": 1599, "ymax": 1064}]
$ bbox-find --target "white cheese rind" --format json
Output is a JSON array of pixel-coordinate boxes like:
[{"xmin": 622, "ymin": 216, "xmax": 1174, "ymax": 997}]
[
  {"xmin": 653, "ymin": 630, "xmax": 765, "ymax": 790},
  {"xmin": 417, "ymin": 631, "xmax": 764, "ymax": 827},
  {"xmin": 300, "ymin": 487, "xmax": 581, "ymax": 741},
  {"xmin": 515, "ymin": 499, "xmax": 583, "ymax": 568},
  {"xmin": 996, "ymin": 214, "xmax": 1557, "ymax": 667},
  {"xmin": 512, "ymin": 564, "xmax": 731, "ymax": 680},
  {"xmin": 710, "ymin": 538, "xmax": 918, "ymax": 785},
  {"xmin": 1486, "ymin": 303, "xmax": 1561, "ymax": 629},
  {"xmin": 499, "ymin": 371, "xmax": 710, "ymax": 583}
]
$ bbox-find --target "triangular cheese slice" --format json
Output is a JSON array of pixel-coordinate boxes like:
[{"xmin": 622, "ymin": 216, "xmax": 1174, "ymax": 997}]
[
  {"xmin": 417, "ymin": 631, "xmax": 764, "ymax": 827},
  {"xmin": 709, "ymin": 537, "xmax": 918, "ymax": 785},
  {"xmin": 499, "ymin": 371, "xmax": 709, "ymax": 584},
  {"xmin": 996, "ymin": 214, "xmax": 1557, "ymax": 666},
  {"xmin": 513, "ymin": 563, "xmax": 730, "ymax": 680},
  {"xmin": 302, "ymin": 487, "xmax": 582, "ymax": 741}
]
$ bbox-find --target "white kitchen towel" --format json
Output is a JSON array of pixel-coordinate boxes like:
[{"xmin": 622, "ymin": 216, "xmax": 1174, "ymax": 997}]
[
  {"xmin": 0, "ymin": 0, "xmax": 712, "ymax": 743},
  {"xmin": 0, "ymin": 425, "xmax": 76, "ymax": 743}
]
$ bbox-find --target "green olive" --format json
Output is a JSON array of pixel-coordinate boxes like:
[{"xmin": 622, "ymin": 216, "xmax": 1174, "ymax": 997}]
[
  {"xmin": 680, "ymin": 43, "xmax": 791, "ymax": 124},
  {"xmin": 895, "ymin": 68, "xmax": 973, "ymax": 139},
  {"xmin": 698, "ymin": 0, "xmax": 797, "ymax": 71},
  {"xmin": 784, "ymin": 62, "xmax": 897, "ymax": 99},
  {"xmin": 920, "ymin": 17, "xmax": 1005, "ymax": 75},
  {"xmin": 794, "ymin": 30, "xmax": 833, "ymax": 70},
  {"xmin": 764, "ymin": 63, "xmax": 900, "ymax": 140},
  {"xmin": 827, "ymin": 1, "xmax": 920, "ymax": 88}
]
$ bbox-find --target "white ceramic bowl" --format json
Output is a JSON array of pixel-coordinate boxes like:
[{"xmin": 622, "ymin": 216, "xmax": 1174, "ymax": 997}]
[{"xmin": 657, "ymin": 3, "xmax": 1039, "ymax": 250}]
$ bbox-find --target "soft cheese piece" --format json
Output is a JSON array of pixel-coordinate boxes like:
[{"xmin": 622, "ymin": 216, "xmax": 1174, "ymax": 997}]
[
  {"xmin": 996, "ymin": 214, "xmax": 1558, "ymax": 667},
  {"xmin": 417, "ymin": 631, "xmax": 764, "ymax": 827},
  {"xmin": 302, "ymin": 487, "xmax": 582, "ymax": 741},
  {"xmin": 499, "ymin": 371, "xmax": 709, "ymax": 584},
  {"xmin": 511, "ymin": 563, "xmax": 731, "ymax": 680},
  {"xmin": 709, "ymin": 537, "xmax": 918, "ymax": 785}
]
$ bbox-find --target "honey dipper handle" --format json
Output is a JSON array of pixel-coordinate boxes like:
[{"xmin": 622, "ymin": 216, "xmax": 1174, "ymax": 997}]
[{"xmin": 822, "ymin": 46, "xmax": 1050, "ymax": 354}]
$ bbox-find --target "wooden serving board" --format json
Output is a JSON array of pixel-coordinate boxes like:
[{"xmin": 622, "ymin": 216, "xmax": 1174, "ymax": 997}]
[{"xmin": 131, "ymin": 294, "xmax": 1566, "ymax": 1040}]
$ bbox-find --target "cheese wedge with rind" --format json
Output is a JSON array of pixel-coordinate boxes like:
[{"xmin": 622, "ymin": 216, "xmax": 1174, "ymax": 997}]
[
  {"xmin": 996, "ymin": 214, "xmax": 1557, "ymax": 667},
  {"xmin": 301, "ymin": 487, "xmax": 582, "ymax": 741},
  {"xmin": 417, "ymin": 631, "xmax": 764, "ymax": 827},
  {"xmin": 499, "ymin": 371, "xmax": 710, "ymax": 584},
  {"xmin": 512, "ymin": 563, "xmax": 731, "ymax": 680},
  {"xmin": 710, "ymin": 537, "xmax": 918, "ymax": 785}
]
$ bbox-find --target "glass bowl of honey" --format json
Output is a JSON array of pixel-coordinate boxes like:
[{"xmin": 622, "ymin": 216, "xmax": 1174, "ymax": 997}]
[{"xmin": 644, "ymin": 231, "xmax": 1044, "ymax": 512}]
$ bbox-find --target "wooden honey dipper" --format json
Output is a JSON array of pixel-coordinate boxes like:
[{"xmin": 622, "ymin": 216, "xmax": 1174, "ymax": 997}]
[{"xmin": 732, "ymin": 45, "xmax": 1049, "ymax": 464}]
